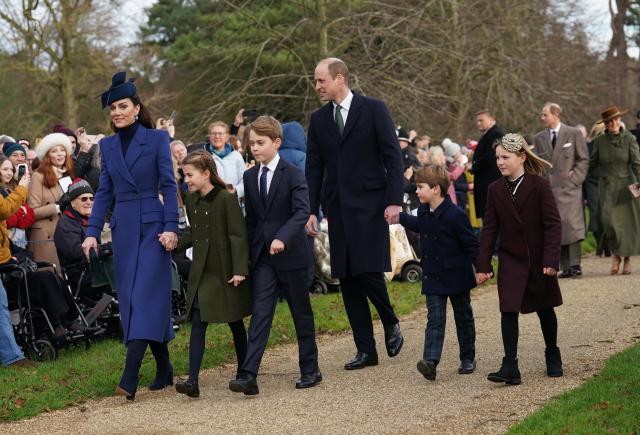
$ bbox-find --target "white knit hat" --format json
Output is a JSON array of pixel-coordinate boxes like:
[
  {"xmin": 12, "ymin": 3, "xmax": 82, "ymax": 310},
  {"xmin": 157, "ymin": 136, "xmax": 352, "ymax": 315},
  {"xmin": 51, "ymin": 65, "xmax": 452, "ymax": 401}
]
[{"xmin": 36, "ymin": 133, "xmax": 73, "ymax": 160}]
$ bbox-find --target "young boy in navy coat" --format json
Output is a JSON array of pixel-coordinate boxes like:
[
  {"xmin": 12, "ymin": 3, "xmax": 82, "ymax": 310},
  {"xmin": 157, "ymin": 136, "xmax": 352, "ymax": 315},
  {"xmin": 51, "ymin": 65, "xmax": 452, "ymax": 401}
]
[
  {"xmin": 229, "ymin": 116, "xmax": 320, "ymax": 395},
  {"xmin": 393, "ymin": 165, "xmax": 479, "ymax": 380}
]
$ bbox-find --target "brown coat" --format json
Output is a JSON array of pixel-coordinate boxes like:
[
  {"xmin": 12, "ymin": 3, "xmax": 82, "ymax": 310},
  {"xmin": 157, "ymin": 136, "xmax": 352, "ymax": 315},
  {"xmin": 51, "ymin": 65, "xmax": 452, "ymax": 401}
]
[
  {"xmin": 533, "ymin": 124, "xmax": 589, "ymax": 245},
  {"xmin": 476, "ymin": 174, "xmax": 563, "ymax": 314},
  {"xmin": 27, "ymin": 171, "xmax": 62, "ymax": 270}
]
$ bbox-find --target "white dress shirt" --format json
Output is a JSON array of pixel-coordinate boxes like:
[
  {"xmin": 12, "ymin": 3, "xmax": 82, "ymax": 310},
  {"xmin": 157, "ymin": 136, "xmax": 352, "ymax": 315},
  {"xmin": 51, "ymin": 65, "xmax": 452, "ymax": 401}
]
[
  {"xmin": 258, "ymin": 153, "xmax": 280, "ymax": 196},
  {"xmin": 333, "ymin": 90, "xmax": 354, "ymax": 124}
]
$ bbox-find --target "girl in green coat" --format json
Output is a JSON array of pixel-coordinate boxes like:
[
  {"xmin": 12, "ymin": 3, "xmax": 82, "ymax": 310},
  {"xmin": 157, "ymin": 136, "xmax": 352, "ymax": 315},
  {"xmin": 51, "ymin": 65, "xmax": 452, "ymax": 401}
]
[
  {"xmin": 590, "ymin": 106, "xmax": 640, "ymax": 275},
  {"xmin": 175, "ymin": 150, "xmax": 252, "ymax": 397}
]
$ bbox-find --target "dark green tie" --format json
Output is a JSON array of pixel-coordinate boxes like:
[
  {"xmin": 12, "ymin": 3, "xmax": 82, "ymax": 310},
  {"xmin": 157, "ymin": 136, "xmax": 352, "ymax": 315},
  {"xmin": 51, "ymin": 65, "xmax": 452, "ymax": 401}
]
[{"xmin": 335, "ymin": 104, "xmax": 345, "ymax": 136}]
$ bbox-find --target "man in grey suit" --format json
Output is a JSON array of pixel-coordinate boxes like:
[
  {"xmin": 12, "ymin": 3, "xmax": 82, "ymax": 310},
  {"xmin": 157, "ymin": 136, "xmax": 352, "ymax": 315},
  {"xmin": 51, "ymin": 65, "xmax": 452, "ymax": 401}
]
[{"xmin": 533, "ymin": 102, "xmax": 589, "ymax": 278}]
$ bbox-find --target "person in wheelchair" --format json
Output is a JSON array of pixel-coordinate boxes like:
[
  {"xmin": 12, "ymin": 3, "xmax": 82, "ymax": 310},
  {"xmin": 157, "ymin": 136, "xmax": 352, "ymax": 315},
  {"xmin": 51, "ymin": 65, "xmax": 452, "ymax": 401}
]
[{"xmin": 54, "ymin": 179, "xmax": 107, "ymax": 300}]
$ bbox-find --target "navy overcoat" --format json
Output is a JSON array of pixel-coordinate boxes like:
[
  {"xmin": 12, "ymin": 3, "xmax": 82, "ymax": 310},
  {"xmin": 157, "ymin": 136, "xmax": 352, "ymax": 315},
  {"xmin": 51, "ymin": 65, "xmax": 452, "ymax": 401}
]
[
  {"xmin": 399, "ymin": 196, "xmax": 478, "ymax": 295},
  {"xmin": 306, "ymin": 93, "xmax": 404, "ymax": 278},
  {"xmin": 87, "ymin": 125, "xmax": 179, "ymax": 343}
]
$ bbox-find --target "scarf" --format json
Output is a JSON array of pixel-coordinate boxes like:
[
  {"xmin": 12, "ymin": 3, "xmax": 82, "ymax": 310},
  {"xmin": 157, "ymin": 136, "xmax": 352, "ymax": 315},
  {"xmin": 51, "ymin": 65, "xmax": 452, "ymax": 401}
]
[
  {"xmin": 64, "ymin": 208, "xmax": 89, "ymax": 227},
  {"xmin": 208, "ymin": 142, "xmax": 233, "ymax": 159}
]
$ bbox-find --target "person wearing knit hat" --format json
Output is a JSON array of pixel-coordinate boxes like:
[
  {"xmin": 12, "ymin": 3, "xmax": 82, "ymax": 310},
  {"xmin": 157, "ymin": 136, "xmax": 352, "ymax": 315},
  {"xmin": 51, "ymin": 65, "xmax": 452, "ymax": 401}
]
[
  {"xmin": 35, "ymin": 133, "xmax": 73, "ymax": 161},
  {"xmin": 52, "ymin": 124, "xmax": 78, "ymax": 155},
  {"xmin": 67, "ymin": 178, "xmax": 94, "ymax": 202},
  {"xmin": 2, "ymin": 142, "xmax": 26, "ymax": 166},
  {"xmin": 443, "ymin": 140, "xmax": 461, "ymax": 163}
]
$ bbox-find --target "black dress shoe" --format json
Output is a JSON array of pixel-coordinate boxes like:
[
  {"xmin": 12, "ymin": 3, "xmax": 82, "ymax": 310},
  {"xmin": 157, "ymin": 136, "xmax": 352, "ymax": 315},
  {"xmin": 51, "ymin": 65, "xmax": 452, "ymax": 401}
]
[
  {"xmin": 295, "ymin": 369, "xmax": 322, "ymax": 389},
  {"xmin": 175, "ymin": 378, "xmax": 200, "ymax": 397},
  {"xmin": 558, "ymin": 269, "xmax": 573, "ymax": 279},
  {"xmin": 417, "ymin": 359, "xmax": 437, "ymax": 380},
  {"xmin": 458, "ymin": 359, "xmax": 476, "ymax": 374},
  {"xmin": 229, "ymin": 374, "xmax": 259, "ymax": 395},
  {"xmin": 344, "ymin": 352, "xmax": 379, "ymax": 370},
  {"xmin": 571, "ymin": 265, "xmax": 582, "ymax": 277},
  {"xmin": 384, "ymin": 323, "xmax": 404, "ymax": 357}
]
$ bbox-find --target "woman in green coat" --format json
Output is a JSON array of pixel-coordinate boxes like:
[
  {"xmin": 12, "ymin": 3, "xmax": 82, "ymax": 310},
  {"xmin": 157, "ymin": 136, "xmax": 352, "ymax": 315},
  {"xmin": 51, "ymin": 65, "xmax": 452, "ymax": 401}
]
[
  {"xmin": 590, "ymin": 106, "xmax": 640, "ymax": 275},
  {"xmin": 175, "ymin": 150, "xmax": 252, "ymax": 397}
]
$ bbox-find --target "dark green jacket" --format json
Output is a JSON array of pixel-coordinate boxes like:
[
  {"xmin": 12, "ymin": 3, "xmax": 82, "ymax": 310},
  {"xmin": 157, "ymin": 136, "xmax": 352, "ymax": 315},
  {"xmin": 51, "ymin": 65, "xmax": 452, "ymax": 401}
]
[{"xmin": 178, "ymin": 187, "xmax": 251, "ymax": 323}]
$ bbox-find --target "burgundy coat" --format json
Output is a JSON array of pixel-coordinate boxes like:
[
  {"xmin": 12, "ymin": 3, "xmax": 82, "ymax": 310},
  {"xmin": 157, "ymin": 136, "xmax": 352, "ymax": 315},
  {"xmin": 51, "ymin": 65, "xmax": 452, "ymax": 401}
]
[{"xmin": 476, "ymin": 173, "xmax": 563, "ymax": 314}]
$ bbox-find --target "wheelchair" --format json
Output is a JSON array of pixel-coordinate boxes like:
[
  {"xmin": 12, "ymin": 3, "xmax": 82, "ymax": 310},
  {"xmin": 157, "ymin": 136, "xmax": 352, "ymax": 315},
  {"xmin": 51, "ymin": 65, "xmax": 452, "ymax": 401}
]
[{"xmin": 1, "ymin": 261, "xmax": 94, "ymax": 361}]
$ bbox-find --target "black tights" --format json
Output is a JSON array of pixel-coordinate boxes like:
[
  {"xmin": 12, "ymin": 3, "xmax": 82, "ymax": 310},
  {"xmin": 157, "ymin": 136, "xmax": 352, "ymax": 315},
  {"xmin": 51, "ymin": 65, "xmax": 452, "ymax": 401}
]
[
  {"xmin": 189, "ymin": 302, "xmax": 247, "ymax": 383},
  {"xmin": 501, "ymin": 308, "xmax": 558, "ymax": 360}
]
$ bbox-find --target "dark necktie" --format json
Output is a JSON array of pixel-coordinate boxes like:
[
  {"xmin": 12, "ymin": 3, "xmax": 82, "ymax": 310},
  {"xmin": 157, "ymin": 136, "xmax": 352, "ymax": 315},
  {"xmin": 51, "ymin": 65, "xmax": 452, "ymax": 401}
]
[
  {"xmin": 260, "ymin": 166, "xmax": 269, "ymax": 205},
  {"xmin": 335, "ymin": 104, "xmax": 345, "ymax": 136},
  {"xmin": 551, "ymin": 130, "xmax": 557, "ymax": 148}
]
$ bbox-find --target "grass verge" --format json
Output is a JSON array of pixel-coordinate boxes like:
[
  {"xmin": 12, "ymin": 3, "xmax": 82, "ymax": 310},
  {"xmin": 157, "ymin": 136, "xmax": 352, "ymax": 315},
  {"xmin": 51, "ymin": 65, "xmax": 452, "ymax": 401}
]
[
  {"xmin": 0, "ymin": 280, "xmax": 422, "ymax": 422},
  {"xmin": 510, "ymin": 343, "xmax": 640, "ymax": 434}
]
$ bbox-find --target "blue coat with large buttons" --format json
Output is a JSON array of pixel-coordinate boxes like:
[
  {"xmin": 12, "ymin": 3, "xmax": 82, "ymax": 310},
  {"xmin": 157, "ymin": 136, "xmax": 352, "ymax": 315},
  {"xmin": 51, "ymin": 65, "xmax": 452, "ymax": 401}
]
[
  {"xmin": 399, "ymin": 196, "xmax": 478, "ymax": 295},
  {"xmin": 87, "ymin": 125, "xmax": 179, "ymax": 344}
]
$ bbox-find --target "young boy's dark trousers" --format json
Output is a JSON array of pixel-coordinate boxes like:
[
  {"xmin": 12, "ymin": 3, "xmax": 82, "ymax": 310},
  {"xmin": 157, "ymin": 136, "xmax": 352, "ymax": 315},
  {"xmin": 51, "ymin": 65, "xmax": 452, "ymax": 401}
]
[{"xmin": 424, "ymin": 292, "xmax": 475, "ymax": 365}]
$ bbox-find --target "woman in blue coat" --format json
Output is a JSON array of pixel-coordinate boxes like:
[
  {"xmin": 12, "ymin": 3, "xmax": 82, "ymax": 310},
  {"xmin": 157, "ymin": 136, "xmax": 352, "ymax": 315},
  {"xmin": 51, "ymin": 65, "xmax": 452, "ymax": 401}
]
[{"xmin": 82, "ymin": 72, "xmax": 179, "ymax": 400}]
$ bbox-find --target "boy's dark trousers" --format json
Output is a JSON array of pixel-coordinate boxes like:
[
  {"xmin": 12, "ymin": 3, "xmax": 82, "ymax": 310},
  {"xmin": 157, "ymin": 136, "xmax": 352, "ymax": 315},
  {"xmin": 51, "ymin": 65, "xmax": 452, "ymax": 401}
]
[
  {"xmin": 240, "ymin": 251, "xmax": 319, "ymax": 377},
  {"xmin": 424, "ymin": 292, "xmax": 475, "ymax": 364}
]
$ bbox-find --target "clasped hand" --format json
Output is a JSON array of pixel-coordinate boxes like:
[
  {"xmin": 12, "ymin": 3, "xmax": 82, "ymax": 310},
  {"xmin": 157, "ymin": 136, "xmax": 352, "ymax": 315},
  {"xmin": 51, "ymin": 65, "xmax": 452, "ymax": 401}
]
[{"xmin": 158, "ymin": 232, "xmax": 178, "ymax": 251}]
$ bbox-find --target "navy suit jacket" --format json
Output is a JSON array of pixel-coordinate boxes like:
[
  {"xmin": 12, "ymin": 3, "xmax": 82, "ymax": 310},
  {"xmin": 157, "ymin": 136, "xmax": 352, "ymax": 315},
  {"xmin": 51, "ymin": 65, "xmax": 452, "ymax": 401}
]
[
  {"xmin": 243, "ymin": 158, "xmax": 313, "ymax": 271},
  {"xmin": 400, "ymin": 196, "xmax": 478, "ymax": 295},
  {"xmin": 306, "ymin": 92, "xmax": 404, "ymax": 278}
]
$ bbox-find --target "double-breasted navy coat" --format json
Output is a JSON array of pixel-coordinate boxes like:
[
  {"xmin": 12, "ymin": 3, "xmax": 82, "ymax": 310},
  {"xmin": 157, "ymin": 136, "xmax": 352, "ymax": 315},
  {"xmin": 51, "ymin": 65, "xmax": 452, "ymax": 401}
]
[
  {"xmin": 306, "ymin": 93, "xmax": 404, "ymax": 278},
  {"xmin": 87, "ymin": 125, "xmax": 179, "ymax": 344},
  {"xmin": 399, "ymin": 196, "xmax": 478, "ymax": 295}
]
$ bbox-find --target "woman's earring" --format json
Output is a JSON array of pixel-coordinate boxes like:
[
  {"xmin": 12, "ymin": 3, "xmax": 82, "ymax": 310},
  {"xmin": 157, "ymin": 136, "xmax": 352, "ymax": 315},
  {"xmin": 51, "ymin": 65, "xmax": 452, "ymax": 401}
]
[{"xmin": 135, "ymin": 115, "xmax": 139, "ymax": 121}]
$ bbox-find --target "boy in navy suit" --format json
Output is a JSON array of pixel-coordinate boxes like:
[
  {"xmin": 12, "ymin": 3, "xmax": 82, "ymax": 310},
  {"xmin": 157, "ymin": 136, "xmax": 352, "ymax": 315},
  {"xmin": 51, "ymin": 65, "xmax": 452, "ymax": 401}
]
[
  {"xmin": 393, "ymin": 165, "xmax": 478, "ymax": 381},
  {"xmin": 229, "ymin": 116, "xmax": 320, "ymax": 395}
]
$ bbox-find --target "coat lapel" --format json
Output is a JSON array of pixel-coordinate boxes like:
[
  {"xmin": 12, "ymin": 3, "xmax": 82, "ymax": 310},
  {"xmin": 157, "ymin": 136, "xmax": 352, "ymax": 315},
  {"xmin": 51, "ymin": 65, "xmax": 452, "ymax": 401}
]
[
  {"xmin": 552, "ymin": 125, "xmax": 568, "ymax": 163},
  {"xmin": 247, "ymin": 166, "xmax": 265, "ymax": 216},
  {"xmin": 124, "ymin": 125, "xmax": 147, "ymax": 170},
  {"xmin": 497, "ymin": 178, "xmax": 524, "ymax": 225},
  {"xmin": 264, "ymin": 159, "xmax": 285, "ymax": 214},
  {"xmin": 110, "ymin": 134, "xmax": 137, "ymax": 188},
  {"xmin": 324, "ymin": 103, "xmax": 341, "ymax": 144},
  {"xmin": 340, "ymin": 93, "xmax": 362, "ymax": 145}
]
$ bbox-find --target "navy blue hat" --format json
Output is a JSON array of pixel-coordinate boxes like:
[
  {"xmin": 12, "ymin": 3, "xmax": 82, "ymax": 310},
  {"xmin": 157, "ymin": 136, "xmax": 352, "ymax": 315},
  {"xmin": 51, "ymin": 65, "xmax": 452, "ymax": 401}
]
[
  {"xmin": 2, "ymin": 142, "xmax": 26, "ymax": 158},
  {"xmin": 101, "ymin": 71, "xmax": 137, "ymax": 109}
]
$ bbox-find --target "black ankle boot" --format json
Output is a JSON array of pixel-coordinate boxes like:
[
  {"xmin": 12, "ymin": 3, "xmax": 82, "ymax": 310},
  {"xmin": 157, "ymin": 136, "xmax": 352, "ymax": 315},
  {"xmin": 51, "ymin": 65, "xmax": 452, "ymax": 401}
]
[
  {"xmin": 545, "ymin": 346, "xmax": 563, "ymax": 377},
  {"xmin": 148, "ymin": 341, "xmax": 173, "ymax": 390},
  {"xmin": 175, "ymin": 378, "xmax": 200, "ymax": 397},
  {"xmin": 487, "ymin": 357, "xmax": 521, "ymax": 385},
  {"xmin": 149, "ymin": 365, "xmax": 174, "ymax": 390}
]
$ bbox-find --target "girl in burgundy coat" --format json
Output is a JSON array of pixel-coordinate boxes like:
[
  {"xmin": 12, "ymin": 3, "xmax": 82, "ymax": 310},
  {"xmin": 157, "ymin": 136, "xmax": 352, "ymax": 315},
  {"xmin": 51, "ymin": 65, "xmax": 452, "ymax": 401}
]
[{"xmin": 476, "ymin": 133, "xmax": 563, "ymax": 385}]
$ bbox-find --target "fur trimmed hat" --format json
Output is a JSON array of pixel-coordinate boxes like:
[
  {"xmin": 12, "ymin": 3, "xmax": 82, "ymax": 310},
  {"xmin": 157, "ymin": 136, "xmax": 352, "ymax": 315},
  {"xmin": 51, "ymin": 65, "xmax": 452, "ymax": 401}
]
[{"xmin": 36, "ymin": 133, "xmax": 73, "ymax": 160}]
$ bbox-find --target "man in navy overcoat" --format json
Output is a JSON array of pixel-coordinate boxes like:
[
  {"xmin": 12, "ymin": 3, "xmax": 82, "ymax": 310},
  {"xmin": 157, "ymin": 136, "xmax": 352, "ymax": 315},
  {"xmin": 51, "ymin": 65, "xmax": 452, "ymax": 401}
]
[{"xmin": 306, "ymin": 58, "xmax": 405, "ymax": 369}]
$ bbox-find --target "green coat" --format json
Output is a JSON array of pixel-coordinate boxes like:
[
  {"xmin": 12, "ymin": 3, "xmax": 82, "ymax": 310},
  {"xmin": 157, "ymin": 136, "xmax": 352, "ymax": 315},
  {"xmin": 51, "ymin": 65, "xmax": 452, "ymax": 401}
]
[
  {"xmin": 178, "ymin": 187, "xmax": 251, "ymax": 323},
  {"xmin": 590, "ymin": 129, "xmax": 640, "ymax": 256}
]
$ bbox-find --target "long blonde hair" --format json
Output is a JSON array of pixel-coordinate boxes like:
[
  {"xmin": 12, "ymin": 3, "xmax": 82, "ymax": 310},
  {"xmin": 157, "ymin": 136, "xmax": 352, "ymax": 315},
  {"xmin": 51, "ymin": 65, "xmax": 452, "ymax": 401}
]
[{"xmin": 493, "ymin": 134, "xmax": 552, "ymax": 176}]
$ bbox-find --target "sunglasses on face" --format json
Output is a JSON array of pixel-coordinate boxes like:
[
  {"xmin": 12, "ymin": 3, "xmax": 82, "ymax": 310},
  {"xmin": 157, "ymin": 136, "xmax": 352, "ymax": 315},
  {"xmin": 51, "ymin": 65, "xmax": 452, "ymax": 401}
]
[{"xmin": 78, "ymin": 196, "xmax": 94, "ymax": 203}]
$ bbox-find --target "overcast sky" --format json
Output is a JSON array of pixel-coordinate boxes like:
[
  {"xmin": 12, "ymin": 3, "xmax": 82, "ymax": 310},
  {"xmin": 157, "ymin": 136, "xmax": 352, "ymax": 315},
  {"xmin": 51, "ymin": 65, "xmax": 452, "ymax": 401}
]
[{"xmin": 121, "ymin": 0, "xmax": 614, "ymax": 51}]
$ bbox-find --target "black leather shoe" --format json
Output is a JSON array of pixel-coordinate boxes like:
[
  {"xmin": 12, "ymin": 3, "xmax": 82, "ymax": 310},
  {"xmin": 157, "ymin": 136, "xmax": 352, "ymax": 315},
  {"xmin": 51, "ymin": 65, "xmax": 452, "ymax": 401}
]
[
  {"xmin": 295, "ymin": 369, "xmax": 322, "ymax": 389},
  {"xmin": 229, "ymin": 373, "xmax": 259, "ymax": 395},
  {"xmin": 384, "ymin": 323, "xmax": 404, "ymax": 357},
  {"xmin": 545, "ymin": 347, "xmax": 564, "ymax": 377},
  {"xmin": 487, "ymin": 357, "xmax": 521, "ymax": 385},
  {"xmin": 571, "ymin": 266, "xmax": 582, "ymax": 277},
  {"xmin": 417, "ymin": 359, "xmax": 437, "ymax": 380},
  {"xmin": 558, "ymin": 269, "xmax": 573, "ymax": 279},
  {"xmin": 175, "ymin": 378, "xmax": 200, "ymax": 397},
  {"xmin": 458, "ymin": 359, "xmax": 476, "ymax": 374},
  {"xmin": 344, "ymin": 352, "xmax": 379, "ymax": 370}
]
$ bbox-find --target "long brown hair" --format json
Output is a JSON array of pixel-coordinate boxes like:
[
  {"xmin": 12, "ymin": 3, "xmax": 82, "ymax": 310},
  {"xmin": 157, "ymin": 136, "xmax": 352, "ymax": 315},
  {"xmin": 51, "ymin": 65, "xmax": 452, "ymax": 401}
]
[
  {"xmin": 110, "ymin": 95, "xmax": 155, "ymax": 132},
  {"xmin": 37, "ymin": 147, "xmax": 75, "ymax": 188},
  {"xmin": 493, "ymin": 136, "xmax": 551, "ymax": 176},
  {"xmin": 182, "ymin": 150, "xmax": 226, "ymax": 190}
]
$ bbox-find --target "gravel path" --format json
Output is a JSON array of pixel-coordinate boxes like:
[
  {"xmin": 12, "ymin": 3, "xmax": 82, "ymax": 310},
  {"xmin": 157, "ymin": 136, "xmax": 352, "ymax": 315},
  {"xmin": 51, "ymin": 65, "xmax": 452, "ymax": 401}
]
[{"xmin": 4, "ymin": 256, "xmax": 640, "ymax": 434}]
